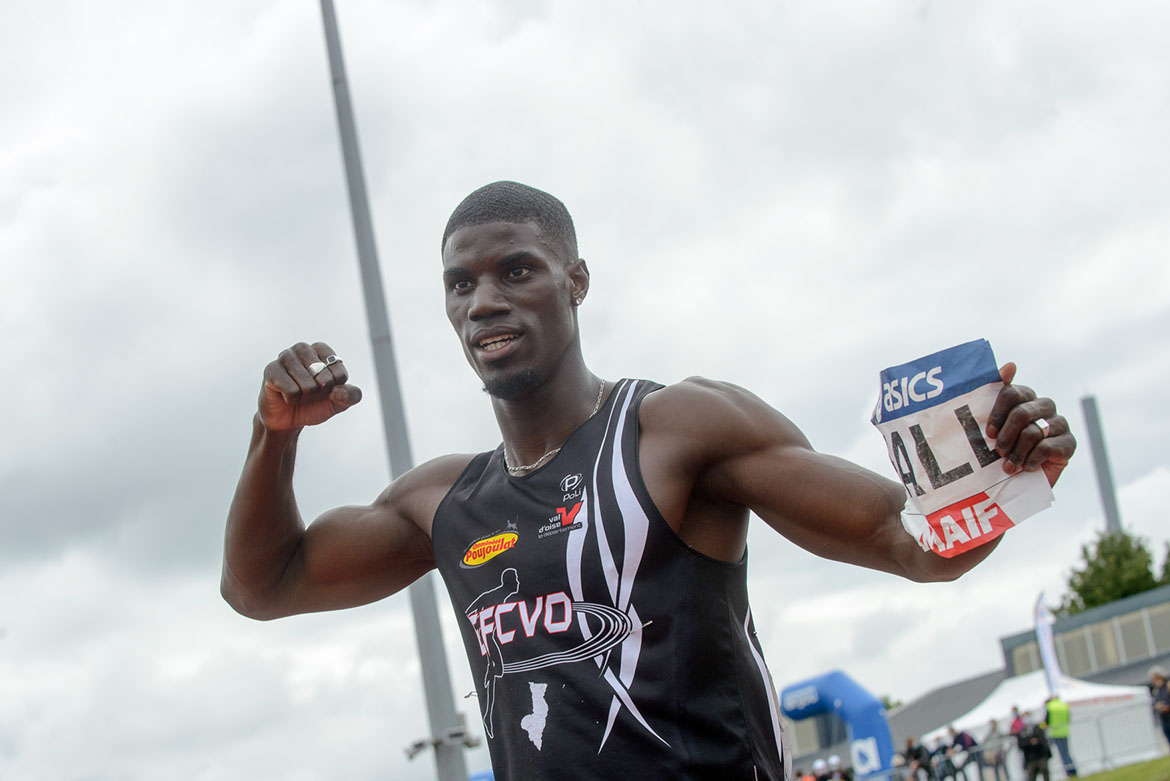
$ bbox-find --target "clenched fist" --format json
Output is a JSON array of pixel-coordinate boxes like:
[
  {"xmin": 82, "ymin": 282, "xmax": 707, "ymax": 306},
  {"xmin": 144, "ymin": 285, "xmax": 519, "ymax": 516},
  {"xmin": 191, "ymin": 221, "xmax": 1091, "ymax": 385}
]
[{"xmin": 259, "ymin": 342, "xmax": 362, "ymax": 431}]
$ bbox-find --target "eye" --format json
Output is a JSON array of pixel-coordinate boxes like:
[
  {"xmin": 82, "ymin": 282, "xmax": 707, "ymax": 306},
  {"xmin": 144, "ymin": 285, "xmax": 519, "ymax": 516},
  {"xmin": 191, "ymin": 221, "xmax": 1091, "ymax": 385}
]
[
  {"xmin": 449, "ymin": 277, "xmax": 473, "ymax": 293},
  {"xmin": 505, "ymin": 266, "xmax": 531, "ymax": 281}
]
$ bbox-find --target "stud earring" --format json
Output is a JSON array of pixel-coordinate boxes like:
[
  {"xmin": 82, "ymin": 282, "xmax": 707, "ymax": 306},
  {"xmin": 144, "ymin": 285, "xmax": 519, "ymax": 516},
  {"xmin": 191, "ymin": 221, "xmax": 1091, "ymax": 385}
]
[{"xmin": 574, "ymin": 297, "xmax": 583, "ymax": 306}]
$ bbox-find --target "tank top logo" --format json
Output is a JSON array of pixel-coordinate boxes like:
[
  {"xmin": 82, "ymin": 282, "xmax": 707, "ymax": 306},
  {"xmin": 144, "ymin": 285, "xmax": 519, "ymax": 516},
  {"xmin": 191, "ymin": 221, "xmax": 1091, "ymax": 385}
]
[
  {"xmin": 461, "ymin": 521, "xmax": 520, "ymax": 568},
  {"xmin": 537, "ymin": 500, "xmax": 584, "ymax": 539},
  {"xmin": 465, "ymin": 567, "xmax": 637, "ymax": 740}
]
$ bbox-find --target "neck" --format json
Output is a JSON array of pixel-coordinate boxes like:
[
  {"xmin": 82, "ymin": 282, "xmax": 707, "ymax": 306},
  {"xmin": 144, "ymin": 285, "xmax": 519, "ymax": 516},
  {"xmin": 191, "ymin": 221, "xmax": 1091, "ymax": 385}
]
[{"xmin": 493, "ymin": 363, "xmax": 604, "ymax": 470}]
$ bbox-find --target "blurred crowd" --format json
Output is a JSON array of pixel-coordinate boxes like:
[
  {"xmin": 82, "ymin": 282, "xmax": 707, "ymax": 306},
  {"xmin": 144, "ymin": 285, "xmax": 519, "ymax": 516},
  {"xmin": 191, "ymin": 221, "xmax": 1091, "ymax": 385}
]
[
  {"xmin": 794, "ymin": 753, "xmax": 853, "ymax": 781},
  {"xmin": 796, "ymin": 664, "xmax": 1170, "ymax": 781},
  {"xmin": 893, "ymin": 695, "xmax": 1079, "ymax": 781}
]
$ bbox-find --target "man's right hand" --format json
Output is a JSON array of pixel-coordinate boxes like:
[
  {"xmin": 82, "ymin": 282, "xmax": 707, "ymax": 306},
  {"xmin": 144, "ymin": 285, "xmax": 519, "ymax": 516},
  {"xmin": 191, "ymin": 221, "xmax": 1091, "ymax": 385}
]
[{"xmin": 259, "ymin": 342, "xmax": 362, "ymax": 431}]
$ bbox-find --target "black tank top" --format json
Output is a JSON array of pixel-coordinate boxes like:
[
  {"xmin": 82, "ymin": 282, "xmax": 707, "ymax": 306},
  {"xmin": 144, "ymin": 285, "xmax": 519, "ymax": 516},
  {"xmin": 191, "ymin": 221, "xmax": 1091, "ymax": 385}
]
[{"xmin": 432, "ymin": 379, "xmax": 789, "ymax": 779}]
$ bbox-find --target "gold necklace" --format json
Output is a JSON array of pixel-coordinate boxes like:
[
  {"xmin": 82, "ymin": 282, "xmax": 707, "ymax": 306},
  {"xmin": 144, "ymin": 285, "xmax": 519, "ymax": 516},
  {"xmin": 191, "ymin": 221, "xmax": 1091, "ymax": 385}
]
[{"xmin": 505, "ymin": 379, "xmax": 606, "ymax": 475}]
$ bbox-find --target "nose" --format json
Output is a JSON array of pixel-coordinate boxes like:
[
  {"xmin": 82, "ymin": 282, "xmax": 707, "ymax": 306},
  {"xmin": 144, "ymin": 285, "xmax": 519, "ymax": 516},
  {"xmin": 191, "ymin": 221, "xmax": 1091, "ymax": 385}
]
[{"xmin": 467, "ymin": 280, "xmax": 510, "ymax": 321}]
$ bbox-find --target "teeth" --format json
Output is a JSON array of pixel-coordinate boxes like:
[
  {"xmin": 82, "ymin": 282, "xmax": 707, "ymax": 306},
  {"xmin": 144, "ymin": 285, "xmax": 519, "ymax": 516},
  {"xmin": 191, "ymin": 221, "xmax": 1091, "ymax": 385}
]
[{"xmin": 479, "ymin": 335, "xmax": 516, "ymax": 352}]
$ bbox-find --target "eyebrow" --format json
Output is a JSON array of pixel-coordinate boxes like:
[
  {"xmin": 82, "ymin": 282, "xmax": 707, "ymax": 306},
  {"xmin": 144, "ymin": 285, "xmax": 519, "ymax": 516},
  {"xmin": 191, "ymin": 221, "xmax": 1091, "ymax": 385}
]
[{"xmin": 442, "ymin": 250, "xmax": 541, "ymax": 282}]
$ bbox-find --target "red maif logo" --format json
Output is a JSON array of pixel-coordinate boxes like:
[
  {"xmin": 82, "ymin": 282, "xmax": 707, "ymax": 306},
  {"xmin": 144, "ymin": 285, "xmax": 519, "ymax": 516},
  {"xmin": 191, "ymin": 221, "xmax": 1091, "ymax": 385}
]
[{"xmin": 923, "ymin": 492, "xmax": 1015, "ymax": 558}]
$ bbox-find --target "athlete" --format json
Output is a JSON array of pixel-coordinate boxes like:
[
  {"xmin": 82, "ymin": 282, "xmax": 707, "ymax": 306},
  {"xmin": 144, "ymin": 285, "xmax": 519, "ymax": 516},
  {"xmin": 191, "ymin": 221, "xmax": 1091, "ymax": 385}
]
[{"xmin": 222, "ymin": 181, "xmax": 1076, "ymax": 779}]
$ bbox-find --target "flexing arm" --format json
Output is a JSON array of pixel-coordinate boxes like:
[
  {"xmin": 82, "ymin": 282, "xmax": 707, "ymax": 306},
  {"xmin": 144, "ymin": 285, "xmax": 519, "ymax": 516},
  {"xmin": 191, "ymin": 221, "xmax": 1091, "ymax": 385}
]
[
  {"xmin": 221, "ymin": 342, "xmax": 445, "ymax": 620},
  {"xmin": 640, "ymin": 366, "xmax": 1074, "ymax": 582}
]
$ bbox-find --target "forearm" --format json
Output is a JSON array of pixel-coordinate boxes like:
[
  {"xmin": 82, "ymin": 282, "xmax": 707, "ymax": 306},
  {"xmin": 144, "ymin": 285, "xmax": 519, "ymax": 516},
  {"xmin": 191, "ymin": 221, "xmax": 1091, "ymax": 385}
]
[
  {"xmin": 765, "ymin": 452, "xmax": 1000, "ymax": 582},
  {"xmin": 221, "ymin": 414, "xmax": 307, "ymax": 617}
]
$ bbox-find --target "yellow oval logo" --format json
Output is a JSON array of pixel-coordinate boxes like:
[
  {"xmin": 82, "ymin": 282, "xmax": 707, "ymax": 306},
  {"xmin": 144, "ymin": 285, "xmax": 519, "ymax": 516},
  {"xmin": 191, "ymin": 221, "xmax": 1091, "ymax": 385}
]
[{"xmin": 462, "ymin": 532, "xmax": 519, "ymax": 567}]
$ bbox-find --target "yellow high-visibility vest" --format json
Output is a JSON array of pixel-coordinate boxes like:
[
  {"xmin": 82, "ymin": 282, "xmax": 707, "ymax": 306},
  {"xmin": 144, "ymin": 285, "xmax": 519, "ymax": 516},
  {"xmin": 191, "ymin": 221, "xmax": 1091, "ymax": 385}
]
[{"xmin": 1046, "ymin": 698, "xmax": 1071, "ymax": 738}]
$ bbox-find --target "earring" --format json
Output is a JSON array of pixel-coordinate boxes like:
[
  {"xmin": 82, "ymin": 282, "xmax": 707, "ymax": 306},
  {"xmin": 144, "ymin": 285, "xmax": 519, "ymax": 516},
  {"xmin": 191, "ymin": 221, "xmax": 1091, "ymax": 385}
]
[{"xmin": 574, "ymin": 297, "xmax": 583, "ymax": 306}]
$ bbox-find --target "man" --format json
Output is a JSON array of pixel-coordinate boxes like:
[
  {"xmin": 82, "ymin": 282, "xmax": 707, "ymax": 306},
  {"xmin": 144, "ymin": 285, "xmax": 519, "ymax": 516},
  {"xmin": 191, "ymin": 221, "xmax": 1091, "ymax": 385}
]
[
  {"xmin": 221, "ymin": 181, "xmax": 1076, "ymax": 779},
  {"xmin": 947, "ymin": 725, "xmax": 979, "ymax": 780},
  {"xmin": 930, "ymin": 738, "xmax": 957, "ymax": 781},
  {"xmin": 1152, "ymin": 666, "xmax": 1170, "ymax": 747},
  {"xmin": 1017, "ymin": 719, "xmax": 1052, "ymax": 781},
  {"xmin": 1044, "ymin": 694, "xmax": 1077, "ymax": 777},
  {"xmin": 904, "ymin": 736, "xmax": 937, "ymax": 781},
  {"xmin": 982, "ymin": 718, "xmax": 1009, "ymax": 781}
]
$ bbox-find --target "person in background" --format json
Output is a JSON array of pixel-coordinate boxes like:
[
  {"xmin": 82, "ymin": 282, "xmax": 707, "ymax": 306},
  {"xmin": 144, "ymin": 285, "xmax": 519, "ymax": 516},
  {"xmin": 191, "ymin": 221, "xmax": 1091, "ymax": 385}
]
[
  {"xmin": 1010, "ymin": 706, "xmax": 1026, "ymax": 735},
  {"xmin": 827, "ymin": 753, "xmax": 852, "ymax": 780},
  {"xmin": 1017, "ymin": 719, "xmax": 1052, "ymax": 781},
  {"xmin": 983, "ymin": 718, "xmax": 1009, "ymax": 781},
  {"xmin": 1044, "ymin": 694, "xmax": 1077, "ymax": 777},
  {"xmin": 904, "ymin": 736, "xmax": 937, "ymax": 781},
  {"xmin": 812, "ymin": 757, "xmax": 830, "ymax": 781},
  {"xmin": 1151, "ymin": 666, "xmax": 1170, "ymax": 748},
  {"xmin": 931, "ymin": 737, "xmax": 958, "ymax": 781},
  {"xmin": 948, "ymin": 724, "xmax": 980, "ymax": 780}
]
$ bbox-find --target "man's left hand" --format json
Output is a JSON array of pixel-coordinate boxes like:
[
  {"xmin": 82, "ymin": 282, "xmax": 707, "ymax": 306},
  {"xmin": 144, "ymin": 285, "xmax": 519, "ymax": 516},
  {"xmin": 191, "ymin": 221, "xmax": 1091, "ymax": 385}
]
[{"xmin": 985, "ymin": 362, "xmax": 1076, "ymax": 487}]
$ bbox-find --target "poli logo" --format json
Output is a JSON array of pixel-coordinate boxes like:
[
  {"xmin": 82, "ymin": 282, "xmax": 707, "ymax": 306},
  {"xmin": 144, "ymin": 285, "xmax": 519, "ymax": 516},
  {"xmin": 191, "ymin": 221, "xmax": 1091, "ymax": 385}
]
[
  {"xmin": 462, "ymin": 531, "xmax": 519, "ymax": 568},
  {"xmin": 851, "ymin": 737, "xmax": 880, "ymax": 776}
]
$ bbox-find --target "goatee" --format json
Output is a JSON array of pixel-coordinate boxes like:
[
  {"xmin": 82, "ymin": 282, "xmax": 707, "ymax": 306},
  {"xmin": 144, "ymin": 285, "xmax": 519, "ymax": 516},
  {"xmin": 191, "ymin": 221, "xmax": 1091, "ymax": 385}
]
[{"xmin": 482, "ymin": 367, "xmax": 542, "ymax": 400}]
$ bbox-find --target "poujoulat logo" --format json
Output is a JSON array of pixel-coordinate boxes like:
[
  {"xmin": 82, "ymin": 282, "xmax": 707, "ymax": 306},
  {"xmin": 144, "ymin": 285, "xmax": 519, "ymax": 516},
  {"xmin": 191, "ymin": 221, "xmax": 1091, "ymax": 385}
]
[{"xmin": 462, "ymin": 531, "xmax": 519, "ymax": 567}]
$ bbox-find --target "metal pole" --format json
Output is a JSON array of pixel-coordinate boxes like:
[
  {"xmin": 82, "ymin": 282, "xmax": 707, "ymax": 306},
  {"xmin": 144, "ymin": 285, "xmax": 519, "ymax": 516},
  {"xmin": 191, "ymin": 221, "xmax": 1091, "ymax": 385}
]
[
  {"xmin": 319, "ymin": 3, "xmax": 469, "ymax": 778},
  {"xmin": 1080, "ymin": 396, "xmax": 1122, "ymax": 535}
]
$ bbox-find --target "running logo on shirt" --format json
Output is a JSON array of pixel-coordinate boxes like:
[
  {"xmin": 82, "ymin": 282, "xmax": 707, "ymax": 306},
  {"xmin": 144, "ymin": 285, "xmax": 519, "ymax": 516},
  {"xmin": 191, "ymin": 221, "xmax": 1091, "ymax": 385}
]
[{"xmin": 465, "ymin": 568, "xmax": 635, "ymax": 740}]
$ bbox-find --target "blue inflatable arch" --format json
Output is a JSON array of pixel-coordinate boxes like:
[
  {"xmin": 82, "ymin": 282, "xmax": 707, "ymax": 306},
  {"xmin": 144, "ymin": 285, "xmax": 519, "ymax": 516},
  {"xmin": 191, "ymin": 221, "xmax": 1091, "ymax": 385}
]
[{"xmin": 780, "ymin": 670, "xmax": 895, "ymax": 779}]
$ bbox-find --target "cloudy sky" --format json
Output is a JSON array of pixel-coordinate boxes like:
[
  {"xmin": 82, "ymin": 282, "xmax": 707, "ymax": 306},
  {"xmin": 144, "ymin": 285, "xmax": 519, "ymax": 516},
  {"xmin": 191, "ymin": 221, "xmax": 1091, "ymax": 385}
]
[{"xmin": 4, "ymin": 0, "xmax": 1169, "ymax": 778}]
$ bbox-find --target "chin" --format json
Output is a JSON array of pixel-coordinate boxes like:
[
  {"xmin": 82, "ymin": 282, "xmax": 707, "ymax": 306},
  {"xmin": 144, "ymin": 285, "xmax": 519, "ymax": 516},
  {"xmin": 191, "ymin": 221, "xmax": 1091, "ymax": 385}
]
[{"xmin": 482, "ymin": 367, "xmax": 542, "ymax": 400}]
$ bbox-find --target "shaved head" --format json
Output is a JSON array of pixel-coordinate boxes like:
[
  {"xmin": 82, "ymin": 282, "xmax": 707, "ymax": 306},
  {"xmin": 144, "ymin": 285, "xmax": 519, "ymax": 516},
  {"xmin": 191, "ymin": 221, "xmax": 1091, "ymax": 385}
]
[{"xmin": 442, "ymin": 181, "xmax": 578, "ymax": 260}]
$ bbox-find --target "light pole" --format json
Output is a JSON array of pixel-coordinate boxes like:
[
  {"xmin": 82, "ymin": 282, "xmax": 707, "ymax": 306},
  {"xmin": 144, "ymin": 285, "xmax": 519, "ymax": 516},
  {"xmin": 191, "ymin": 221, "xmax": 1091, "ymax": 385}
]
[{"xmin": 319, "ymin": 2, "xmax": 471, "ymax": 778}]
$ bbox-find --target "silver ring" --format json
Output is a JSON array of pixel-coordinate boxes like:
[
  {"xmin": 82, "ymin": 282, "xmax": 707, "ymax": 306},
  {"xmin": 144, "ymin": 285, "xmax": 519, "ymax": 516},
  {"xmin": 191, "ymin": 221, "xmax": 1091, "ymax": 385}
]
[
  {"xmin": 324, "ymin": 354, "xmax": 341, "ymax": 366},
  {"xmin": 308, "ymin": 361, "xmax": 328, "ymax": 377},
  {"xmin": 1034, "ymin": 418, "xmax": 1051, "ymax": 438}
]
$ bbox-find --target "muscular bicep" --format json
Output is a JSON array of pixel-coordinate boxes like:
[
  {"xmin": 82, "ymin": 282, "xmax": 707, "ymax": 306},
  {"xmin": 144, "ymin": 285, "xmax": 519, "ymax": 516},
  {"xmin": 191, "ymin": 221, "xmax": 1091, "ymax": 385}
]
[
  {"xmin": 644, "ymin": 379, "xmax": 994, "ymax": 580},
  {"xmin": 695, "ymin": 394, "xmax": 904, "ymax": 558},
  {"xmin": 276, "ymin": 498, "xmax": 436, "ymax": 617},
  {"xmin": 239, "ymin": 455, "xmax": 470, "ymax": 620},
  {"xmin": 647, "ymin": 379, "xmax": 969, "ymax": 579}
]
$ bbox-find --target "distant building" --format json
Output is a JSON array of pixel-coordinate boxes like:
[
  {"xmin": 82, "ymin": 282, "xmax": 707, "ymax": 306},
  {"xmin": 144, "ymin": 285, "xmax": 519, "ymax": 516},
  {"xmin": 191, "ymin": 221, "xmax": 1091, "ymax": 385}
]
[{"xmin": 1000, "ymin": 583, "xmax": 1170, "ymax": 688}]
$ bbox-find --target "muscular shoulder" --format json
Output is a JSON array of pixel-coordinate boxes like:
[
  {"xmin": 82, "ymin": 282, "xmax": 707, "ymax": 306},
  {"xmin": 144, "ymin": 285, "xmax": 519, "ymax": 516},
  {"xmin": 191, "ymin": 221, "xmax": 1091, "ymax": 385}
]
[
  {"xmin": 376, "ymin": 452, "xmax": 478, "ymax": 537},
  {"xmin": 639, "ymin": 376, "xmax": 811, "ymax": 461}
]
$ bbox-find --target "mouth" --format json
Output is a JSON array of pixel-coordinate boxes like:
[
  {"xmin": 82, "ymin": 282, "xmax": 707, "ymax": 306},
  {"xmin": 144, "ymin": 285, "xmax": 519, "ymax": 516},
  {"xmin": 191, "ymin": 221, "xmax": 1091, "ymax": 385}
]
[
  {"xmin": 478, "ymin": 334, "xmax": 518, "ymax": 352},
  {"xmin": 471, "ymin": 330, "xmax": 522, "ymax": 361}
]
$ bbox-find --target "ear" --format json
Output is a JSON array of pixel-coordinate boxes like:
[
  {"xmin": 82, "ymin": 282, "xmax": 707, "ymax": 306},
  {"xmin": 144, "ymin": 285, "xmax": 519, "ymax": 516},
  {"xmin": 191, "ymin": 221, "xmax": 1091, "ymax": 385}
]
[{"xmin": 568, "ymin": 258, "xmax": 590, "ymax": 306}]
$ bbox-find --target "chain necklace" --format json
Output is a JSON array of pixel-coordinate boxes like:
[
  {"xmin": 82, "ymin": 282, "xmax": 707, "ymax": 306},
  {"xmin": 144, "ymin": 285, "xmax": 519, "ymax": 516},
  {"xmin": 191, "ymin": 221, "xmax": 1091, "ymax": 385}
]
[{"xmin": 504, "ymin": 379, "xmax": 606, "ymax": 475}]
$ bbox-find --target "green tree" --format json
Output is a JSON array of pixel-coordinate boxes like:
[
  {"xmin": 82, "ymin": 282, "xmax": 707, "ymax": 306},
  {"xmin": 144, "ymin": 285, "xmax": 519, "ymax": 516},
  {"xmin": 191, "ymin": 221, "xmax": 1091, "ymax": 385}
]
[{"xmin": 1056, "ymin": 530, "xmax": 1161, "ymax": 616}]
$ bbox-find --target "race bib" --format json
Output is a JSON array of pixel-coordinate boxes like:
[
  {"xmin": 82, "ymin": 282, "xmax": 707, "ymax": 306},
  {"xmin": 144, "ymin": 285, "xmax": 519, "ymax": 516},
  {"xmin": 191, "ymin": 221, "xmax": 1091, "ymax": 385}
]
[{"xmin": 871, "ymin": 339, "xmax": 1054, "ymax": 558}]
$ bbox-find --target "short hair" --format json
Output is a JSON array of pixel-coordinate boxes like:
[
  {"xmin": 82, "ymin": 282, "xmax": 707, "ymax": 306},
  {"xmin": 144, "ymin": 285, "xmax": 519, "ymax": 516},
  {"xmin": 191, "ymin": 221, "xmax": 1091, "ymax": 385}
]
[{"xmin": 441, "ymin": 181, "xmax": 578, "ymax": 259}]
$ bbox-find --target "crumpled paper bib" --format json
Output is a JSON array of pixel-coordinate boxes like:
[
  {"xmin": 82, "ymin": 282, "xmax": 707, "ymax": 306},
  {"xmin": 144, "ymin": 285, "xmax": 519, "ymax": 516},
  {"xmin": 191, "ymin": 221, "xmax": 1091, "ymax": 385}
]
[{"xmin": 871, "ymin": 339, "xmax": 1053, "ymax": 558}]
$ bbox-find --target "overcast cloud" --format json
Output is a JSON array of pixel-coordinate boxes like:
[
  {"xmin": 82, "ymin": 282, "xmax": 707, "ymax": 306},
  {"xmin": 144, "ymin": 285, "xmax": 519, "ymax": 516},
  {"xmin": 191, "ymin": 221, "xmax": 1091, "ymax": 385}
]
[{"xmin": 3, "ymin": 1, "xmax": 1169, "ymax": 778}]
